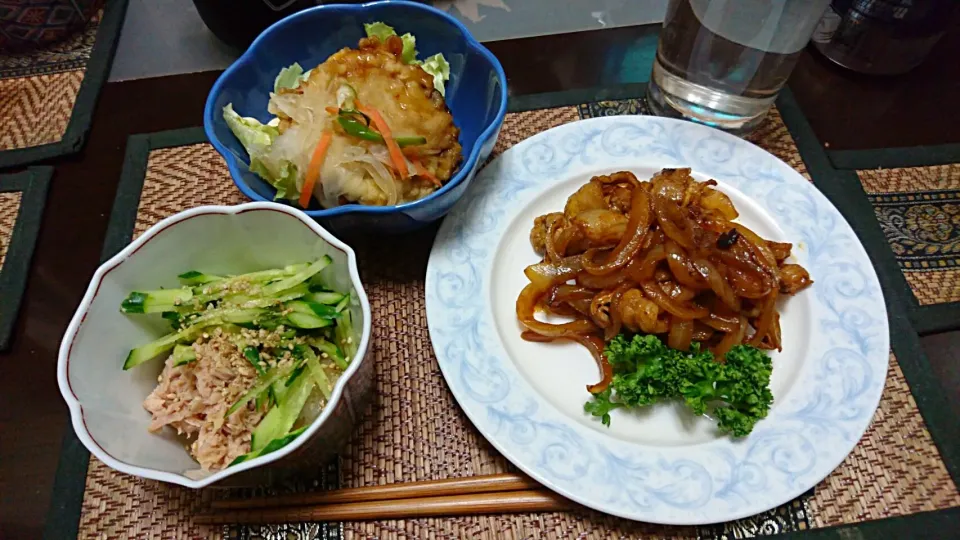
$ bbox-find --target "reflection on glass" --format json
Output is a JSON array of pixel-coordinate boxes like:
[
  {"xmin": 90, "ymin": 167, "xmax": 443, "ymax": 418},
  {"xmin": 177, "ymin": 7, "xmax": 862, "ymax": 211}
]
[{"xmin": 647, "ymin": 0, "xmax": 830, "ymax": 134}]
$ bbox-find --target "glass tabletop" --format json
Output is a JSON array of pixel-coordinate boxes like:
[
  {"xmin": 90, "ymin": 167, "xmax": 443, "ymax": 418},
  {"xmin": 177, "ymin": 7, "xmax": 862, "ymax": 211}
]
[
  {"xmin": 433, "ymin": 0, "xmax": 666, "ymax": 41},
  {"xmin": 108, "ymin": 0, "xmax": 668, "ymax": 82}
]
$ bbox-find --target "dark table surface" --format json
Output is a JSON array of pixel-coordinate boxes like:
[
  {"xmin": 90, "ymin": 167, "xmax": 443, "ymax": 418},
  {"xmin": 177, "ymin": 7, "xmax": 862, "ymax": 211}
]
[{"xmin": 2, "ymin": 23, "xmax": 958, "ymax": 539}]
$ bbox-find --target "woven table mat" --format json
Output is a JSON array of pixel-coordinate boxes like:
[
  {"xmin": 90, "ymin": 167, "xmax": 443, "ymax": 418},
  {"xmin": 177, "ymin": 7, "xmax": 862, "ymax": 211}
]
[
  {"xmin": 0, "ymin": 167, "xmax": 50, "ymax": 349},
  {"xmin": 858, "ymin": 164, "xmax": 960, "ymax": 307},
  {"xmin": 0, "ymin": 192, "xmax": 21, "ymax": 271},
  {"xmin": 0, "ymin": 0, "xmax": 126, "ymax": 168},
  {"xmin": 78, "ymin": 101, "xmax": 958, "ymax": 539}
]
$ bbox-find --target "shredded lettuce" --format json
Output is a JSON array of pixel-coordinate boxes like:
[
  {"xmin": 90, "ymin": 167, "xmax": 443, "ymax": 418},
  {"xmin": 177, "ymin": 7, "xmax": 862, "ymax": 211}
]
[
  {"xmin": 364, "ymin": 21, "xmax": 449, "ymax": 95},
  {"xmin": 400, "ymin": 33, "xmax": 417, "ymax": 64},
  {"xmin": 363, "ymin": 22, "xmax": 418, "ymax": 63},
  {"xmin": 417, "ymin": 53, "xmax": 451, "ymax": 96},
  {"xmin": 223, "ymin": 103, "xmax": 278, "ymax": 155},
  {"xmin": 251, "ymin": 159, "xmax": 299, "ymax": 201},
  {"xmin": 273, "ymin": 62, "xmax": 312, "ymax": 92},
  {"xmin": 363, "ymin": 22, "xmax": 396, "ymax": 42},
  {"xmin": 222, "ymin": 104, "xmax": 298, "ymax": 200}
]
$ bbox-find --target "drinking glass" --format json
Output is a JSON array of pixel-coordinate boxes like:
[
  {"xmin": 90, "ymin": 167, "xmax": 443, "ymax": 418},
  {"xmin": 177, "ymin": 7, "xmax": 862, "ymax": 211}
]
[{"xmin": 647, "ymin": 0, "xmax": 831, "ymax": 134}]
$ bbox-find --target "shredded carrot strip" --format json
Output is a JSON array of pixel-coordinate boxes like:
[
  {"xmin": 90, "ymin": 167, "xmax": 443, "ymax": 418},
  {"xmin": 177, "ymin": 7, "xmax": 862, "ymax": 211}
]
[
  {"xmin": 299, "ymin": 131, "xmax": 334, "ymax": 208},
  {"xmin": 324, "ymin": 106, "xmax": 338, "ymax": 115},
  {"xmin": 411, "ymin": 156, "xmax": 441, "ymax": 187},
  {"xmin": 356, "ymin": 102, "xmax": 409, "ymax": 179}
]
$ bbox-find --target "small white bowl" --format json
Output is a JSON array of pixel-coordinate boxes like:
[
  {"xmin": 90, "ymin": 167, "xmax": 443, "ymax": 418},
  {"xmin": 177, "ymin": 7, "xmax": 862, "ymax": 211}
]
[{"xmin": 57, "ymin": 202, "xmax": 373, "ymax": 488}]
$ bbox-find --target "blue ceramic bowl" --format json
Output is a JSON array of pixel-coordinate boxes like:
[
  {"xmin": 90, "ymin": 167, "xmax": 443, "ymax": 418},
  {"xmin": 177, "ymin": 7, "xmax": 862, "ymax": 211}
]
[{"xmin": 204, "ymin": 1, "xmax": 507, "ymax": 233}]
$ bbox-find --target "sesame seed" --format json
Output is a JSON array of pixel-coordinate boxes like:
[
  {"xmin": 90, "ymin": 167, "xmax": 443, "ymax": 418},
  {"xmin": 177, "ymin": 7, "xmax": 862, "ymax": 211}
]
[{"xmin": 347, "ymin": 337, "xmax": 353, "ymax": 344}]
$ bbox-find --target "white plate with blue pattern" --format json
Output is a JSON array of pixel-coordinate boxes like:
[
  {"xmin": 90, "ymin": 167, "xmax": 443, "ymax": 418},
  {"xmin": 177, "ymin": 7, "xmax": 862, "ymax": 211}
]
[{"xmin": 424, "ymin": 115, "xmax": 888, "ymax": 524}]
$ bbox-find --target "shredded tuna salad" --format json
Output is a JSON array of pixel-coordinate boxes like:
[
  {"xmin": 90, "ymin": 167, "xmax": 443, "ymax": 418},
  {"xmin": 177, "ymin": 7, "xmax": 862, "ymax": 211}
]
[
  {"xmin": 145, "ymin": 328, "xmax": 292, "ymax": 470},
  {"xmin": 121, "ymin": 257, "xmax": 358, "ymax": 471}
]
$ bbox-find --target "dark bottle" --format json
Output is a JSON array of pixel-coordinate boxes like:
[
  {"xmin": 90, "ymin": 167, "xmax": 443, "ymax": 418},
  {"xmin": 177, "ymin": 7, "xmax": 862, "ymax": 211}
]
[{"xmin": 811, "ymin": 0, "xmax": 960, "ymax": 75}]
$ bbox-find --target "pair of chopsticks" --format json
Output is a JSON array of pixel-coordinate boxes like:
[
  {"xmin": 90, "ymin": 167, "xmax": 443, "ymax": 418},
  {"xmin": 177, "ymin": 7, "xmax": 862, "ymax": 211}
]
[{"xmin": 194, "ymin": 472, "xmax": 571, "ymax": 524}]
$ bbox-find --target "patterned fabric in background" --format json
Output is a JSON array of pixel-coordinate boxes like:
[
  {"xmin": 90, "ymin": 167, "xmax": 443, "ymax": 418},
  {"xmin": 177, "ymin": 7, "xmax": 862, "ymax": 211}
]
[
  {"xmin": 0, "ymin": 0, "xmax": 102, "ymax": 51},
  {"xmin": 578, "ymin": 97, "xmax": 651, "ymax": 118},
  {"xmin": 0, "ymin": 6, "xmax": 99, "ymax": 151},
  {"xmin": 859, "ymin": 165, "xmax": 960, "ymax": 305}
]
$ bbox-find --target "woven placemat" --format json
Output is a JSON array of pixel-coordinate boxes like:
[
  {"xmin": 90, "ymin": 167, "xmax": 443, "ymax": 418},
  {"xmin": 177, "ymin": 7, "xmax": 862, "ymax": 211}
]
[
  {"xmin": 858, "ymin": 164, "xmax": 960, "ymax": 307},
  {"xmin": 0, "ymin": 0, "xmax": 127, "ymax": 169},
  {"xmin": 76, "ymin": 101, "xmax": 958, "ymax": 539},
  {"xmin": 0, "ymin": 167, "xmax": 50, "ymax": 350}
]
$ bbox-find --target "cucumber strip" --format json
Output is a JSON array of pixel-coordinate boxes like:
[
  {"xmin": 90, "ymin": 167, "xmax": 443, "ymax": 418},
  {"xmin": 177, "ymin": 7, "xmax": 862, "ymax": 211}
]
[
  {"xmin": 251, "ymin": 405, "xmax": 283, "ymax": 452},
  {"xmin": 177, "ymin": 270, "xmax": 224, "ymax": 286},
  {"xmin": 229, "ymin": 426, "xmax": 307, "ymax": 467},
  {"xmin": 226, "ymin": 360, "xmax": 300, "ymax": 416},
  {"xmin": 306, "ymin": 291, "xmax": 346, "ymax": 305},
  {"xmin": 263, "ymin": 256, "xmax": 332, "ymax": 296},
  {"xmin": 285, "ymin": 311, "xmax": 334, "ymax": 329},
  {"xmin": 285, "ymin": 363, "xmax": 307, "ymax": 387},
  {"xmin": 123, "ymin": 324, "xmax": 206, "ymax": 370},
  {"xmin": 310, "ymin": 338, "xmax": 348, "ymax": 370},
  {"xmin": 286, "ymin": 300, "xmax": 338, "ymax": 318},
  {"xmin": 161, "ymin": 311, "xmax": 183, "ymax": 330},
  {"xmin": 192, "ymin": 264, "xmax": 309, "ymax": 303},
  {"xmin": 188, "ymin": 307, "xmax": 266, "ymax": 327},
  {"xmin": 223, "ymin": 283, "xmax": 309, "ymax": 309},
  {"xmin": 171, "ymin": 344, "xmax": 196, "ymax": 366},
  {"xmin": 241, "ymin": 346, "xmax": 272, "ymax": 407},
  {"xmin": 251, "ymin": 374, "xmax": 314, "ymax": 452},
  {"xmin": 243, "ymin": 346, "xmax": 265, "ymax": 375},
  {"xmin": 304, "ymin": 350, "xmax": 333, "ymax": 399},
  {"xmin": 334, "ymin": 294, "xmax": 350, "ymax": 313},
  {"xmin": 272, "ymin": 380, "xmax": 288, "ymax": 404},
  {"xmin": 335, "ymin": 309, "xmax": 357, "ymax": 361},
  {"xmin": 120, "ymin": 288, "xmax": 193, "ymax": 314},
  {"xmin": 260, "ymin": 425, "xmax": 307, "ymax": 453}
]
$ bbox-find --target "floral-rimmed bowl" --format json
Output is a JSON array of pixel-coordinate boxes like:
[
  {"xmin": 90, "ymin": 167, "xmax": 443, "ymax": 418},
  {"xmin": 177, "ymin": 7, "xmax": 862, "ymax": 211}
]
[
  {"xmin": 203, "ymin": 0, "xmax": 508, "ymax": 233},
  {"xmin": 426, "ymin": 115, "xmax": 890, "ymax": 524},
  {"xmin": 57, "ymin": 202, "xmax": 373, "ymax": 488}
]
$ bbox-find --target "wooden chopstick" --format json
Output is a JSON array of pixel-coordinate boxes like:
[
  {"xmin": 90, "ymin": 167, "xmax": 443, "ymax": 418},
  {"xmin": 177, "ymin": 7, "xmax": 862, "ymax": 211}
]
[
  {"xmin": 211, "ymin": 472, "xmax": 541, "ymax": 510},
  {"xmin": 194, "ymin": 489, "xmax": 570, "ymax": 524}
]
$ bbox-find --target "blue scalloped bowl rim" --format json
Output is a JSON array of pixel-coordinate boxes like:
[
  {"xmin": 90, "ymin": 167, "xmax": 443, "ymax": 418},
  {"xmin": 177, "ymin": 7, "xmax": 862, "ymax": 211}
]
[{"xmin": 203, "ymin": 0, "xmax": 508, "ymax": 220}]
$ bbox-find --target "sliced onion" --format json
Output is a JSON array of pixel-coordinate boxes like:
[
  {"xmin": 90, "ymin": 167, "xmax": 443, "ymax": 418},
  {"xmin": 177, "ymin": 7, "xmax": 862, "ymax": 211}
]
[
  {"xmin": 691, "ymin": 257, "xmax": 740, "ymax": 312},
  {"xmin": 640, "ymin": 280, "xmax": 708, "ymax": 320},
  {"xmin": 582, "ymin": 188, "xmax": 651, "ymax": 275},
  {"xmin": 665, "ymin": 239, "xmax": 705, "ymax": 288},
  {"xmin": 691, "ymin": 323, "xmax": 715, "ymax": 342},
  {"xmin": 652, "ymin": 193, "xmax": 695, "ymax": 249},
  {"xmin": 712, "ymin": 315, "xmax": 746, "ymax": 358},
  {"xmin": 606, "ymin": 283, "xmax": 633, "ymax": 341},
  {"xmin": 517, "ymin": 257, "xmax": 596, "ymax": 338},
  {"xmin": 702, "ymin": 312, "xmax": 740, "ymax": 333},
  {"xmin": 667, "ymin": 316, "xmax": 693, "ymax": 351},
  {"xmin": 732, "ymin": 223, "xmax": 779, "ymax": 276},
  {"xmin": 544, "ymin": 218, "xmax": 563, "ymax": 263},
  {"xmin": 576, "ymin": 266, "xmax": 629, "ymax": 290},
  {"xmin": 726, "ymin": 266, "xmax": 771, "ymax": 299},
  {"xmin": 628, "ymin": 244, "xmax": 666, "ymax": 282},
  {"xmin": 747, "ymin": 290, "xmax": 778, "ymax": 347}
]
